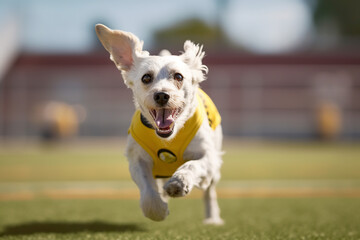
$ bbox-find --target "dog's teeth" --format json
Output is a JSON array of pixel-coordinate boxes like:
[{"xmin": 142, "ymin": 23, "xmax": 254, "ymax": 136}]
[
  {"xmin": 171, "ymin": 108, "xmax": 179, "ymax": 117},
  {"xmin": 150, "ymin": 109, "xmax": 157, "ymax": 119}
]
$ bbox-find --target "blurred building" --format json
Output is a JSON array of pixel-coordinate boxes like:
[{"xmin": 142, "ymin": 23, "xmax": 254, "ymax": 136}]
[
  {"xmin": 1, "ymin": 0, "xmax": 360, "ymax": 140},
  {"xmin": 1, "ymin": 52, "xmax": 359, "ymax": 139}
]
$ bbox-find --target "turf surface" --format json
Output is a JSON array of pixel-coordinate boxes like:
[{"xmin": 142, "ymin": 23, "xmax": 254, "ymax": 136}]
[
  {"xmin": 0, "ymin": 140, "xmax": 360, "ymax": 239},
  {"xmin": 0, "ymin": 198, "xmax": 359, "ymax": 240},
  {"xmin": 1, "ymin": 140, "xmax": 359, "ymax": 181}
]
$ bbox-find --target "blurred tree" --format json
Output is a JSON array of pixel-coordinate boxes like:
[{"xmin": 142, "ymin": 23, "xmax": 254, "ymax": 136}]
[
  {"xmin": 314, "ymin": 0, "xmax": 360, "ymax": 37},
  {"xmin": 153, "ymin": 18, "xmax": 230, "ymax": 52}
]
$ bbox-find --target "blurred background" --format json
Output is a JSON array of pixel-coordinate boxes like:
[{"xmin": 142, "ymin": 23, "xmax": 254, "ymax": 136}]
[{"xmin": 1, "ymin": 0, "xmax": 360, "ymax": 141}]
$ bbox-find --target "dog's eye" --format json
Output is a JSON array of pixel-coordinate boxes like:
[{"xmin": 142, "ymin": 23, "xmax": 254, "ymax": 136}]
[
  {"xmin": 141, "ymin": 74, "xmax": 153, "ymax": 84},
  {"xmin": 174, "ymin": 73, "xmax": 183, "ymax": 81}
]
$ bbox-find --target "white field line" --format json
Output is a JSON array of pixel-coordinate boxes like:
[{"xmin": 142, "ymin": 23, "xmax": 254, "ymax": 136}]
[{"xmin": 0, "ymin": 180, "xmax": 360, "ymax": 200}]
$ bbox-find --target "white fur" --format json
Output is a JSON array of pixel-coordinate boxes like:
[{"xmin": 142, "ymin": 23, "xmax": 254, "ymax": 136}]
[{"xmin": 95, "ymin": 24, "xmax": 224, "ymax": 225}]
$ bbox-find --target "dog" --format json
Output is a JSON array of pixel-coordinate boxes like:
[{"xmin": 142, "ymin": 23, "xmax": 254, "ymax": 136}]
[{"xmin": 95, "ymin": 24, "xmax": 224, "ymax": 225}]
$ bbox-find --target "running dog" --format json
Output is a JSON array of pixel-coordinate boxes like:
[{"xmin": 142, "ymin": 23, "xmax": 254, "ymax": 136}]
[{"xmin": 95, "ymin": 24, "xmax": 224, "ymax": 225}]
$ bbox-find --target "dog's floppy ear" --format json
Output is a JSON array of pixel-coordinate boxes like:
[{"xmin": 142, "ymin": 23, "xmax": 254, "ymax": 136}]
[
  {"xmin": 95, "ymin": 24, "xmax": 146, "ymax": 71},
  {"xmin": 181, "ymin": 41, "xmax": 208, "ymax": 83}
]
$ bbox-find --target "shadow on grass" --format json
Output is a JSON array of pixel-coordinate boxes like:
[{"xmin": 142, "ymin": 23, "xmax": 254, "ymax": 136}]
[{"xmin": 0, "ymin": 221, "xmax": 145, "ymax": 236}]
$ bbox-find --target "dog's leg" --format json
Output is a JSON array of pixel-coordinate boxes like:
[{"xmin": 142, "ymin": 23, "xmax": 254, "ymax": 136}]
[
  {"xmin": 163, "ymin": 160, "xmax": 197, "ymax": 197},
  {"xmin": 203, "ymin": 181, "xmax": 224, "ymax": 225},
  {"xmin": 163, "ymin": 153, "xmax": 216, "ymax": 197},
  {"xmin": 129, "ymin": 157, "xmax": 169, "ymax": 221},
  {"xmin": 163, "ymin": 155, "xmax": 224, "ymax": 224},
  {"xmin": 156, "ymin": 178, "xmax": 170, "ymax": 202}
]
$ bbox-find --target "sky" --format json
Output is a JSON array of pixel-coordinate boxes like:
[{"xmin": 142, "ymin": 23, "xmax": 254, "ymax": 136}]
[
  {"xmin": 0, "ymin": 0, "xmax": 313, "ymax": 54},
  {"xmin": 223, "ymin": 0, "xmax": 313, "ymax": 53}
]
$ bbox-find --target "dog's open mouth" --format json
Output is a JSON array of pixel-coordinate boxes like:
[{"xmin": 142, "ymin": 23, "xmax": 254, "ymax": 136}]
[{"xmin": 150, "ymin": 108, "xmax": 181, "ymax": 138}]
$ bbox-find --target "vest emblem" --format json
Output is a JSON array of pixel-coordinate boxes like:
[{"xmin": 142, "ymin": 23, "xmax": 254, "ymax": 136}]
[{"xmin": 158, "ymin": 149, "xmax": 177, "ymax": 163}]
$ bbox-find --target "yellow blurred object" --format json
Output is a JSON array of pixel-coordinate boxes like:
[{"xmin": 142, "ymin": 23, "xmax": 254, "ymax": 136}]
[
  {"xmin": 53, "ymin": 103, "xmax": 78, "ymax": 137},
  {"xmin": 40, "ymin": 101, "xmax": 79, "ymax": 140},
  {"xmin": 316, "ymin": 102, "xmax": 342, "ymax": 140}
]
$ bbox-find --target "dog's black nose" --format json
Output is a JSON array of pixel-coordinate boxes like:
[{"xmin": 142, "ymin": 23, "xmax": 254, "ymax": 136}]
[{"xmin": 154, "ymin": 92, "xmax": 170, "ymax": 106}]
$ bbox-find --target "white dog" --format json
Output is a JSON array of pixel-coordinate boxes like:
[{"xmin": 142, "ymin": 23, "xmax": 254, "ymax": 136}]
[{"xmin": 95, "ymin": 24, "xmax": 224, "ymax": 225}]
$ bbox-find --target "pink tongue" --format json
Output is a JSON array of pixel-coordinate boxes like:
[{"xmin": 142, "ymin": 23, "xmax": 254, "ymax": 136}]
[{"xmin": 155, "ymin": 109, "xmax": 174, "ymax": 129}]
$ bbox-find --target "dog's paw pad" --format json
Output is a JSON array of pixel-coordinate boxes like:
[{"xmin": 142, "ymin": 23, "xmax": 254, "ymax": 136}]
[{"xmin": 164, "ymin": 177, "xmax": 189, "ymax": 197}]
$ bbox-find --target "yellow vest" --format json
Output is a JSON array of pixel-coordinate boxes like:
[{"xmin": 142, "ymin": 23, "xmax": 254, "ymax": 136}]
[{"xmin": 129, "ymin": 89, "xmax": 221, "ymax": 178}]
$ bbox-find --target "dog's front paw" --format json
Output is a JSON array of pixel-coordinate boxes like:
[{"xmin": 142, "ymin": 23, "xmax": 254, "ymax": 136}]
[
  {"xmin": 164, "ymin": 176, "xmax": 191, "ymax": 197},
  {"xmin": 141, "ymin": 195, "xmax": 169, "ymax": 221}
]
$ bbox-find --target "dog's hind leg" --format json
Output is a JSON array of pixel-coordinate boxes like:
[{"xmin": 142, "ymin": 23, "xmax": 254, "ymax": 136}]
[
  {"xmin": 203, "ymin": 181, "xmax": 224, "ymax": 225},
  {"xmin": 156, "ymin": 178, "xmax": 170, "ymax": 202}
]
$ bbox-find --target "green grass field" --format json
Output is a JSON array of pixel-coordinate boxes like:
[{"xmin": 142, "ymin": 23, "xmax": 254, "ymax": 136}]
[
  {"xmin": 1, "ymin": 198, "xmax": 359, "ymax": 240},
  {"xmin": 0, "ymin": 139, "xmax": 360, "ymax": 239}
]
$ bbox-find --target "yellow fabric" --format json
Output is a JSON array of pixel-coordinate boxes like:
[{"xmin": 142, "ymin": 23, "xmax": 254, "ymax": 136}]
[
  {"xmin": 129, "ymin": 89, "xmax": 221, "ymax": 178},
  {"xmin": 198, "ymin": 89, "xmax": 221, "ymax": 130}
]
